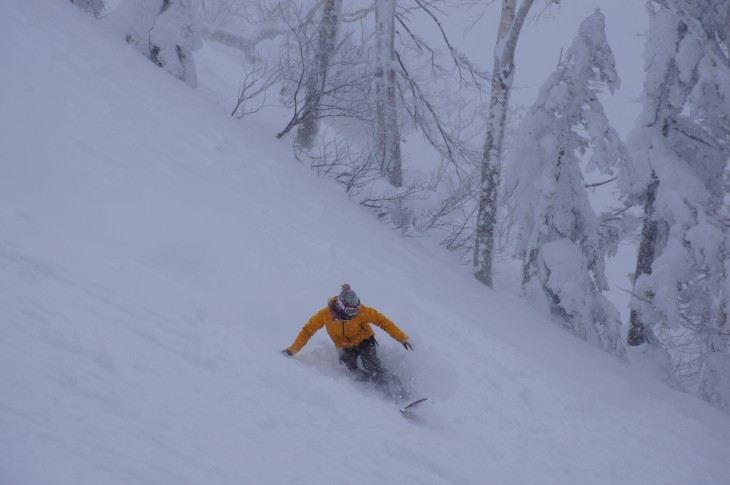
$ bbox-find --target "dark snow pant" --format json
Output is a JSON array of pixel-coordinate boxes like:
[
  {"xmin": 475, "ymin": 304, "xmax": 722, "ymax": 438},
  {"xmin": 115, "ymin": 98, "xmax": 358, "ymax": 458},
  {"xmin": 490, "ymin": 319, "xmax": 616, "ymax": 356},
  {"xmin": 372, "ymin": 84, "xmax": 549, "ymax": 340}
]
[{"xmin": 338, "ymin": 336, "xmax": 386, "ymax": 385}]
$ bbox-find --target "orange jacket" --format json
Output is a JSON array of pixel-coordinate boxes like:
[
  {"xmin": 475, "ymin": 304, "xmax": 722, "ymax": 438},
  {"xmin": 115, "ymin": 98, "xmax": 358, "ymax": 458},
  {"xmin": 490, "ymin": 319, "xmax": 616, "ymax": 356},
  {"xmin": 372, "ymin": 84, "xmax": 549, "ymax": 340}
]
[{"xmin": 287, "ymin": 297, "xmax": 408, "ymax": 355}]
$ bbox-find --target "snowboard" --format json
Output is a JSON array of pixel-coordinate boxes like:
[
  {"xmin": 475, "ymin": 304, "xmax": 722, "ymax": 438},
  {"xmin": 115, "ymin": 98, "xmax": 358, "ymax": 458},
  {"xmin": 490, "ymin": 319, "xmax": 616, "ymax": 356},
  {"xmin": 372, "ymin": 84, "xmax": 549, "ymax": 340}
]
[{"xmin": 400, "ymin": 397, "xmax": 428, "ymax": 419}]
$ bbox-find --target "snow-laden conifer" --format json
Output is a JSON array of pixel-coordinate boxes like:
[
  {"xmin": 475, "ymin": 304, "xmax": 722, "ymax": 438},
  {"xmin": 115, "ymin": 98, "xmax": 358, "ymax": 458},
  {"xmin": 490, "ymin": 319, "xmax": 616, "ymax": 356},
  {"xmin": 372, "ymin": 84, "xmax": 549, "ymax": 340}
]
[
  {"xmin": 623, "ymin": 0, "xmax": 729, "ymax": 410},
  {"xmin": 69, "ymin": 0, "xmax": 105, "ymax": 18},
  {"xmin": 506, "ymin": 9, "xmax": 625, "ymax": 355},
  {"xmin": 149, "ymin": 0, "xmax": 203, "ymax": 88},
  {"xmin": 110, "ymin": 0, "xmax": 202, "ymax": 88}
]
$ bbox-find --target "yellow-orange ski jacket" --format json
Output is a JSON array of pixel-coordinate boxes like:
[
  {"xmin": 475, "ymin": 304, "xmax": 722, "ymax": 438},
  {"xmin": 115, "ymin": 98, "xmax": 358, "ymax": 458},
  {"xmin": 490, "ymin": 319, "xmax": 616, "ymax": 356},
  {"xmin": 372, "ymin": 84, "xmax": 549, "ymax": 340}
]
[{"xmin": 287, "ymin": 297, "xmax": 408, "ymax": 355}]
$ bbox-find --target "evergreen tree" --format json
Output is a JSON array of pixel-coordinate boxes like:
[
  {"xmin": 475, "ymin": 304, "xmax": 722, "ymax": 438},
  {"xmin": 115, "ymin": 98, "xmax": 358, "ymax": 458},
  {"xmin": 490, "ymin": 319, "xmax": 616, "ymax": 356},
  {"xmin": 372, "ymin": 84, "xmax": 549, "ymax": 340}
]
[
  {"xmin": 110, "ymin": 0, "xmax": 202, "ymax": 88},
  {"xmin": 69, "ymin": 0, "xmax": 105, "ymax": 18},
  {"xmin": 623, "ymin": 0, "xmax": 729, "ymax": 409},
  {"xmin": 507, "ymin": 9, "xmax": 625, "ymax": 355},
  {"xmin": 149, "ymin": 0, "xmax": 203, "ymax": 88}
]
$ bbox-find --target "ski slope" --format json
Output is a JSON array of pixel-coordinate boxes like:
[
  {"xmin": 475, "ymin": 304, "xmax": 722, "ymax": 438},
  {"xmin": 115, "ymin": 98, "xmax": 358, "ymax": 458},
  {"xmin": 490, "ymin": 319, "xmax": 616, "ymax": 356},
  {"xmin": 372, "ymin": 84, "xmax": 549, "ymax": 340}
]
[{"xmin": 1, "ymin": 1, "xmax": 729, "ymax": 484}]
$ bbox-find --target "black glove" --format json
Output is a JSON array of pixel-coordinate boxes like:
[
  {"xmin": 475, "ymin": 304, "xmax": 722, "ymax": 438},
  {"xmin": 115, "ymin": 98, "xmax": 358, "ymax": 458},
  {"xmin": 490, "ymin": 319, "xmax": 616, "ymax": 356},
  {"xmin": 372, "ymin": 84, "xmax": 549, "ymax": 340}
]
[
  {"xmin": 282, "ymin": 349, "xmax": 293, "ymax": 357},
  {"xmin": 402, "ymin": 340, "xmax": 413, "ymax": 351}
]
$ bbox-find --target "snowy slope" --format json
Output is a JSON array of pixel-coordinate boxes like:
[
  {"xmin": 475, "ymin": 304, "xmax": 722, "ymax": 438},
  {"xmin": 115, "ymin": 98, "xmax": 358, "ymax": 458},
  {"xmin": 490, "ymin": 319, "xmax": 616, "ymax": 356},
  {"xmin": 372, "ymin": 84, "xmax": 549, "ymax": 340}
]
[{"xmin": 1, "ymin": 1, "xmax": 729, "ymax": 484}]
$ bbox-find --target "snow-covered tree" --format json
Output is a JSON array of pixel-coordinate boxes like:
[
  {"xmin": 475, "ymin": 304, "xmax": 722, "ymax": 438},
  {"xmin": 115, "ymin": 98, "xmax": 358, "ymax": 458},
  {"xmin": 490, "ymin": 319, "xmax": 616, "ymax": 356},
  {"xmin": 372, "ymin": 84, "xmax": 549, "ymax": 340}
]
[
  {"xmin": 699, "ymin": 222, "xmax": 730, "ymax": 411},
  {"xmin": 202, "ymin": 1, "xmax": 485, "ymax": 239},
  {"xmin": 149, "ymin": 0, "xmax": 203, "ymax": 88},
  {"xmin": 474, "ymin": 0, "xmax": 559, "ymax": 288},
  {"xmin": 110, "ymin": 0, "xmax": 202, "ymax": 88},
  {"xmin": 506, "ymin": 9, "xmax": 625, "ymax": 355},
  {"xmin": 374, "ymin": 0, "xmax": 402, "ymax": 187},
  {"xmin": 296, "ymin": 0, "xmax": 342, "ymax": 150},
  {"xmin": 623, "ymin": 0, "xmax": 729, "ymax": 409},
  {"xmin": 69, "ymin": 0, "xmax": 105, "ymax": 18},
  {"xmin": 268, "ymin": 0, "xmax": 485, "ymax": 201}
]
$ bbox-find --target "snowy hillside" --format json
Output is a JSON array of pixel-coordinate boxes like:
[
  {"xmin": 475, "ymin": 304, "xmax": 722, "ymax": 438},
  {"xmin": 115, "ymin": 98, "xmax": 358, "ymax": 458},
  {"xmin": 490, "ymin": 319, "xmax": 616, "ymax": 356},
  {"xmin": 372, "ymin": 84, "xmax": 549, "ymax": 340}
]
[{"xmin": 2, "ymin": 1, "xmax": 730, "ymax": 484}]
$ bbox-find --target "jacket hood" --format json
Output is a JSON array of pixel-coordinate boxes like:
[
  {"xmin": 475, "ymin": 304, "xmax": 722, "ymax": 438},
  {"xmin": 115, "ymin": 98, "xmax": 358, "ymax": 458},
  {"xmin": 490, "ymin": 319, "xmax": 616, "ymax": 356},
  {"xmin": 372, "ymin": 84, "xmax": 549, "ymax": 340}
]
[{"xmin": 328, "ymin": 296, "xmax": 356, "ymax": 321}]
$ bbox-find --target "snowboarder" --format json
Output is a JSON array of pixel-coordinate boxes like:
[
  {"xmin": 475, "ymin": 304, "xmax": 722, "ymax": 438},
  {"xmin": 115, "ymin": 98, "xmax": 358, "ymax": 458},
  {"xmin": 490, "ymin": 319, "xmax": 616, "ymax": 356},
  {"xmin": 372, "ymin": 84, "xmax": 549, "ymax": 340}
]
[{"xmin": 282, "ymin": 284, "xmax": 413, "ymax": 388}]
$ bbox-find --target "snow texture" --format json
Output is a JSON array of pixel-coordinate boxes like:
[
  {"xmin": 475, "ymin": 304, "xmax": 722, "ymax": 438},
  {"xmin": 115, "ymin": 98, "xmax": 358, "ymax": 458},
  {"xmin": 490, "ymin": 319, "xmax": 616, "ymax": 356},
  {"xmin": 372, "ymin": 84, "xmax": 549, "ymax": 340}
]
[{"xmin": 1, "ymin": 1, "xmax": 729, "ymax": 484}]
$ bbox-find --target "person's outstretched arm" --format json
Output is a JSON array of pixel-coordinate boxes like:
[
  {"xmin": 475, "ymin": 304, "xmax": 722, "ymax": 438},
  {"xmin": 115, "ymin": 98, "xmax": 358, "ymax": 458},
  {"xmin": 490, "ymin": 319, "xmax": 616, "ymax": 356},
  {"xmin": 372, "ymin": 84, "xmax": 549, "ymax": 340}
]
[
  {"xmin": 284, "ymin": 308, "xmax": 327, "ymax": 356},
  {"xmin": 361, "ymin": 306, "xmax": 410, "ymax": 348}
]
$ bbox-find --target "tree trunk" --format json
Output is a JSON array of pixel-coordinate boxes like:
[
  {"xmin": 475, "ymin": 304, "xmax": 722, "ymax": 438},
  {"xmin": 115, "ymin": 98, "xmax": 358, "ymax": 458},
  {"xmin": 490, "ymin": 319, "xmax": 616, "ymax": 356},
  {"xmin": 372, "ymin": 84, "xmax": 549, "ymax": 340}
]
[
  {"xmin": 627, "ymin": 174, "xmax": 659, "ymax": 346},
  {"xmin": 375, "ymin": 0, "xmax": 402, "ymax": 187},
  {"xmin": 296, "ymin": 0, "xmax": 341, "ymax": 149},
  {"xmin": 473, "ymin": 0, "xmax": 534, "ymax": 287}
]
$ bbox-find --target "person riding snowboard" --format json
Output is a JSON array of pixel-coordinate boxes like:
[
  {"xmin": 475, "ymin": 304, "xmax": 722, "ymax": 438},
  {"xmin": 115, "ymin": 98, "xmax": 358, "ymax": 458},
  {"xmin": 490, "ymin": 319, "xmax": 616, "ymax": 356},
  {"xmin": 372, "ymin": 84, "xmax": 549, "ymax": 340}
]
[{"xmin": 282, "ymin": 284, "xmax": 413, "ymax": 387}]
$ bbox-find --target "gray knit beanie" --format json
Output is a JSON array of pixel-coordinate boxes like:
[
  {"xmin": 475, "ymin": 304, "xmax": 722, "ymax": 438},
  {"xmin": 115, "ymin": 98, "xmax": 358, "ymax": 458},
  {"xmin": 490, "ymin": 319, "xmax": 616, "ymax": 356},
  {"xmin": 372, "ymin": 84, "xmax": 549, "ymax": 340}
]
[{"xmin": 338, "ymin": 283, "xmax": 360, "ymax": 308}]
